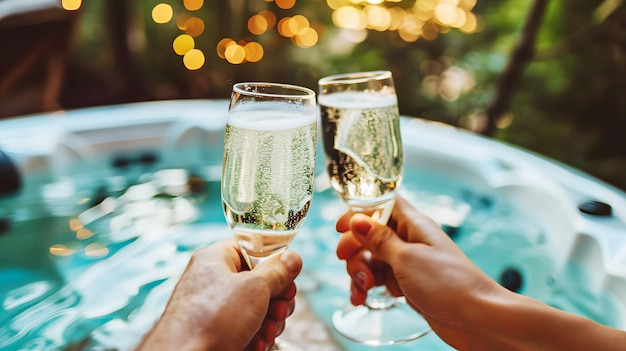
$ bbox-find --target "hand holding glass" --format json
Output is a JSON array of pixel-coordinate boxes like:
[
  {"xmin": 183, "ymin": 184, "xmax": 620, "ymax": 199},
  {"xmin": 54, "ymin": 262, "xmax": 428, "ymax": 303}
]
[
  {"xmin": 222, "ymin": 82, "xmax": 317, "ymax": 268},
  {"xmin": 221, "ymin": 82, "xmax": 316, "ymax": 350},
  {"xmin": 318, "ymin": 71, "xmax": 430, "ymax": 345}
]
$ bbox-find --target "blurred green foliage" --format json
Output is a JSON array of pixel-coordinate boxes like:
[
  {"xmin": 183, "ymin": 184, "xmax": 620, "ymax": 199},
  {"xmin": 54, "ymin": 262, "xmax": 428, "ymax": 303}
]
[{"xmin": 4, "ymin": 0, "xmax": 626, "ymax": 190}]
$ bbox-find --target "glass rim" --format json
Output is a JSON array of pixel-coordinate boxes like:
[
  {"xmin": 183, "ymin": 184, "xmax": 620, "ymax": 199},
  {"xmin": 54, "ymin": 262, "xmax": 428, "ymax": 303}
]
[
  {"xmin": 232, "ymin": 82, "xmax": 316, "ymax": 99},
  {"xmin": 318, "ymin": 70, "xmax": 392, "ymax": 86}
]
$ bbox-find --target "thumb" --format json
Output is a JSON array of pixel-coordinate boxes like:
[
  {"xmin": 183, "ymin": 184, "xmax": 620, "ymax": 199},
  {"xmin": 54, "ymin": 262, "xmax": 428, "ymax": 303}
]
[
  {"xmin": 351, "ymin": 213, "xmax": 405, "ymax": 264},
  {"xmin": 251, "ymin": 251, "xmax": 302, "ymax": 295}
]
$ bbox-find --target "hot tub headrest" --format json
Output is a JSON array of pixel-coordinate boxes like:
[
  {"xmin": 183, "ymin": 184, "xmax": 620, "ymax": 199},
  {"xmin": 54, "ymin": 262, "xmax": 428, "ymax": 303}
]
[{"xmin": 0, "ymin": 150, "xmax": 21, "ymax": 197}]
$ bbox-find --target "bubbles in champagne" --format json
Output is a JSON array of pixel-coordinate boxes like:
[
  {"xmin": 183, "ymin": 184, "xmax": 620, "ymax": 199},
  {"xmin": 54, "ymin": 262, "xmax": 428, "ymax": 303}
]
[
  {"xmin": 319, "ymin": 92, "xmax": 403, "ymax": 204},
  {"xmin": 222, "ymin": 109, "xmax": 317, "ymax": 263}
]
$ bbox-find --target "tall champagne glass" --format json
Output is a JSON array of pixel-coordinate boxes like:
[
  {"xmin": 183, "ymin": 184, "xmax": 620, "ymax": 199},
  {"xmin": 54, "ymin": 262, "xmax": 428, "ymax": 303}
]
[
  {"xmin": 318, "ymin": 71, "xmax": 430, "ymax": 345},
  {"xmin": 222, "ymin": 82, "xmax": 317, "ymax": 350}
]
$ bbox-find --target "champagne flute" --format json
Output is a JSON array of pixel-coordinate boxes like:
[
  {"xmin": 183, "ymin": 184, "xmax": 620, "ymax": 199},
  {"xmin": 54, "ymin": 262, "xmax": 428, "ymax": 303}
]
[
  {"xmin": 221, "ymin": 82, "xmax": 317, "ymax": 349},
  {"xmin": 318, "ymin": 71, "xmax": 431, "ymax": 345}
]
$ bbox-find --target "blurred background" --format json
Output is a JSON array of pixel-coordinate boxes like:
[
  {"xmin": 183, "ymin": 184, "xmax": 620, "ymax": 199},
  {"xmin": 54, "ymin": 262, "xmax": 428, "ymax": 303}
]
[{"xmin": 1, "ymin": 0, "xmax": 625, "ymax": 190}]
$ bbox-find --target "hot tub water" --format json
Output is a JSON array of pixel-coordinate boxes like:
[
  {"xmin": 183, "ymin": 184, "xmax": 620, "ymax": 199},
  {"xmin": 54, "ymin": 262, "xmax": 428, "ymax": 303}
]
[{"xmin": 0, "ymin": 100, "xmax": 624, "ymax": 350}]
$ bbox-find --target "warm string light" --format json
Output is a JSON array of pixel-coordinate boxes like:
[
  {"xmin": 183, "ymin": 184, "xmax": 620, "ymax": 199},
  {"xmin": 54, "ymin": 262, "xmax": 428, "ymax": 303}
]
[
  {"xmin": 329, "ymin": 0, "xmax": 480, "ymax": 43},
  {"xmin": 151, "ymin": 0, "xmax": 318, "ymax": 66},
  {"xmin": 62, "ymin": 0, "xmax": 82, "ymax": 11},
  {"xmin": 221, "ymin": 0, "xmax": 319, "ymax": 65},
  {"xmin": 150, "ymin": 0, "xmax": 480, "ymax": 66},
  {"xmin": 183, "ymin": 0, "xmax": 204, "ymax": 11},
  {"xmin": 152, "ymin": 2, "xmax": 206, "ymax": 70},
  {"xmin": 152, "ymin": 3, "xmax": 174, "ymax": 24}
]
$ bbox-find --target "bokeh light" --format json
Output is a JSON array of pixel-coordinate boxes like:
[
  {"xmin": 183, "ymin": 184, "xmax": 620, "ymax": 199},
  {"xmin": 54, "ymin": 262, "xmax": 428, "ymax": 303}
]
[
  {"xmin": 217, "ymin": 38, "xmax": 236, "ymax": 59},
  {"xmin": 259, "ymin": 10, "xmax": 277, "ymax": 27},
  {"xmin": 340, "ymin": 28, "xmax": 368, "ymax": 43},
  {"xmin": 183, "ymin": 49, "xmax": 206, "ymax": 70},
  {"xmin": 333, "ymin": 6, "xmax": 366, "ymax": 30},
  {"xmin": 62, "ymin": 0, "xmax": 81, "ymax": 11},
  {"xmin": 289, "ymin": 15, "xmax": 310, "ymax": 35},
  {"xmin": 225, "ymin": 44, "xmax": 246, "ymax": 64},
  {"xmin": 176, "ymin": 13, "xmax": 191, "ymax": 30},
  {"xmin": 244, "ymin": 42, "xmax": 264, "ymax": 62},
  {"xmin": 182, "ymin": 17, "xmax": 205, "ymax": 37},
  {"xmin": 173, "ymin": 34, "xmax": 195, "ymax": 55},
  {"xmin": 294, "ymin": 27, "xmax": 319, "ymax": 47},
  {"xmin": 328, "ymin": 0, "xmax": 479, "ymax": 43},
  {"xmin": 364, "ymin": 5, "xmax": 391, "ymax": 31},
  {"xmin": 421, "ymin": 62, "xmax": 475, "ymax": 101},
  {"xmin": 460, "ymin": 109, "xmax": 488, "ymax": 133},
  {"xmin": 460, "ymin": 12, "xmax": 478, "ymax": 33},
  {"xmin": 496, "ymin": 113, "xmax": 514, "ymax": 129},
  {"xmin": 183, "ymin": 0, "xmax": 204, "ymax": 11},
  {"xmin": 278, "ymin": 17, "xmax": 292, "ymax": 37},
  {"xmin": 248, "ymin": 15, "xmax": 269, "ymax": 35},
  {"xmin": 153, "ymin": 0, "xmax": 479, "ymax": 66},
  {"xmin": 152, "ymin": 3, "xmax": 173, "ymax": 24},
  {"xmin": 275, "ymin": 0, "xmax": 296, "ymax": 10},
  {"xmin": 398, "ymin": 17, "xmax": 423, "ymax": 42},
  {"xmin": 326, "ymin": 0, "xmax": 342, "ymax": 10},
  {"xmin": 434, "ymin": 2, "xmax": 458, "ymax": 26}
]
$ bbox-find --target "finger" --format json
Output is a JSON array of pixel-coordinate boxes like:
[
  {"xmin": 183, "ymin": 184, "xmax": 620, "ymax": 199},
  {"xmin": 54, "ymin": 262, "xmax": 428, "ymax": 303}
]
[
  {"xmin": 336, "ymin": 210, "xmax": 353, "ymax": 233},
  {"xmin": 267, "ymin": 299, "xmax": 288, "ymax": 321},
  {"xmin": 350, "ymin": 213, "xmax": 407, "ymax": 265},
  {"xmin": 245, "ymin": 335, "xmax": 266, "ymax": 351},
  {"xmin": 275, "ymin": 320, "xmax": 286, "ymax": 337},
  {"xmin": 350, "ymin": 280, "xmax": 368, "ymax": 306},
  {"xmin": 286, "ymin": 298, "xmax": 295, "ymax": 317},
  {"xmin": 267, "ymin": 296, "xmax": 295, "ymax": 321},
  {"xmin": 336, "ymin": 231, "xmax": 364, "ymax": 260},
  {"xmin": 392, "ymin": 195, "xmax": 441, "ymax": 244},
  {"xmin": 252, "ymin": 251, "xmax": 302, "ymax": 296},
  {"xmin": 190, "ymin": 238, "xmax": 243, "ymax": 272},
  {"xmin": 383, "ymin": 272, "xmax": 404, "ymax": 297},
  {"xmin": 345, "ymin": 254, "xmax": 375, "ymax": 290},
  {"xmin": 259, "ymin": 318, "xmax": 278, "ymax": 345},
  {"xmin": 282, "ymin": 281, "xmax": 297, "ymax": 301}
]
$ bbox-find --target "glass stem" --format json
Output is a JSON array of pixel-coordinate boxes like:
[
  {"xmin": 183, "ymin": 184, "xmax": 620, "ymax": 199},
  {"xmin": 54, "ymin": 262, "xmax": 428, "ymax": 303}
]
[
  {"xmin": 350, "ymin": 197, "xmax": 396, "ymax": 225},
  {"xmin": 351, "ymin": 198, "xmax": 398, "ymax": 310},
  {"xmin": 365, "ymin": 286, "xmax": 397, "ymax": 310}
]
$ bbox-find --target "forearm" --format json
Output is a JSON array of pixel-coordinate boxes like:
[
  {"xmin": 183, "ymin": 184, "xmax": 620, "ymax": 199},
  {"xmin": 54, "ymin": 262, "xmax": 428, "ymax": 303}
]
[
  {"xmin": 469, "ymin": 290, "xmax": 626, "ymax": 351},
  {"xmin": 136, "ymin": 313, "xmax": 218, "ymax": 351}
]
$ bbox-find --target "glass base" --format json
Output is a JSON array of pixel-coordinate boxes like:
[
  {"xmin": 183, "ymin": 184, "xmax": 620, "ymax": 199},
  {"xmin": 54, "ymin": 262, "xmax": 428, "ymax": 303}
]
[
  {"xmin": 270, "ymin": 338, "xmax": 304, "ymax": 351},
  {"xmin": 332, "ymin": 298, "xmax": 431, "ymax": 346}
]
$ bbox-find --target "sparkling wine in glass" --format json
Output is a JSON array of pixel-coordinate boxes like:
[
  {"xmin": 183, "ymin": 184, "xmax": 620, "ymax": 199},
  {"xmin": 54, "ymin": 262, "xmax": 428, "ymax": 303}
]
[
  {"xmin": 221, "ymin": 82, "xmax": 317, "ymax": 350},
  {"xmin": 318, "ymin": 71, "xmax": 430, "ymax": 345},
  {"xmin": 222, "ymin": 82, "xmax": 317, "ymax": 268}
]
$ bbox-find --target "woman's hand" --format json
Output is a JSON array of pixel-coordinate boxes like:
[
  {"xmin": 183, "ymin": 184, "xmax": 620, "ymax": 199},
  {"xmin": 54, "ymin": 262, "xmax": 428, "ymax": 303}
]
[
  {"xmin": 336, "ymin": 195, "xmax": 510, "ymax": 350},
  {"xmin": 336, "ymin": 195, "xmax": 626, "ymax": 351}
]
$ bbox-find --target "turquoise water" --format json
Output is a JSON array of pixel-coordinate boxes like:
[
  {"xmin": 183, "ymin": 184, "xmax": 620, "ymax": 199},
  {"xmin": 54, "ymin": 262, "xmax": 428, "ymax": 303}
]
[{"xmin": 0, "ymin": 163, "xmax": 623, "ymax": 351}]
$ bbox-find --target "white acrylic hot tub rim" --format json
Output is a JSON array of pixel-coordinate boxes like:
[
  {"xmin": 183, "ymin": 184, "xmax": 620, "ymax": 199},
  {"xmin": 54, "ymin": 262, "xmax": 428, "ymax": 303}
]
[{"xmin": 1, "ymin": 99, "xmax": 625, "ymax": 326}]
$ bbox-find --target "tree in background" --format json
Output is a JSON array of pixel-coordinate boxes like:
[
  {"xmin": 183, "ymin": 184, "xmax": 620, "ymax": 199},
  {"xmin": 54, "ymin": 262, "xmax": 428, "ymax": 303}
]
[{"xmin": 1, "ymin": 0, "xmax": 624, "ymax": 189}]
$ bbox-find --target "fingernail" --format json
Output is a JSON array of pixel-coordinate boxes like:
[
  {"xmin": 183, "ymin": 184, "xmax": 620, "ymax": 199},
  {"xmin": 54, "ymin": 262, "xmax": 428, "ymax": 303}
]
[
  {"xmin": 353, "ymin": 220, "xmax": 372, "ymax": 237},
  {"xmin": 281, "ymin": 251, "xmax": 299, "ymax": 272},
  {"xmin": 354, "ymin": 271, "xmax": 367, "ymax": 290}
]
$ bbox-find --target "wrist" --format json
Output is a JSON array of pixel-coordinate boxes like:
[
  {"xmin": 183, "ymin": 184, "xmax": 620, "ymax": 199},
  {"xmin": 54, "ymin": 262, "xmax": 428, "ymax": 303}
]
[{"xmin": 137, "ymin": 312, "xmax": 218, "ymax": 351}]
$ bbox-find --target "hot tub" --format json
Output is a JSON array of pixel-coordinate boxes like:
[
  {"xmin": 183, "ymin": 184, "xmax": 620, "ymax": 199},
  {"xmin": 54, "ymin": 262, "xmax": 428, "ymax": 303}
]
[{"xmin": 0, "ymin": 100, "xmax": 625, "ymax": 351}]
